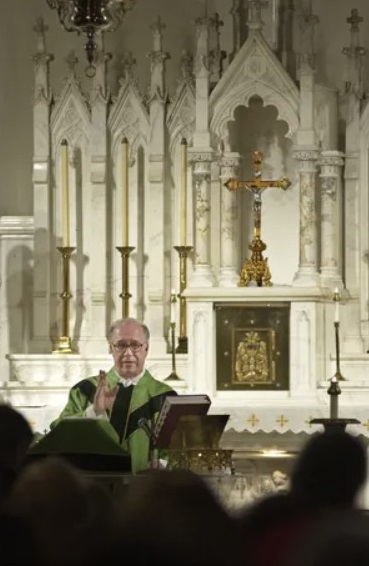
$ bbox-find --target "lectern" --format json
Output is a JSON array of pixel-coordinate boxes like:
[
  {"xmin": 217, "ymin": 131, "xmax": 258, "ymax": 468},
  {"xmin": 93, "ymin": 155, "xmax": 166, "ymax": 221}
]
[
  {"xmin": 152, "ymin": 395, "xmax": 234, "ymax": 474},
  {"xmin": 27, "ymin": 419, "xmax": 131, "ymax": 472}
]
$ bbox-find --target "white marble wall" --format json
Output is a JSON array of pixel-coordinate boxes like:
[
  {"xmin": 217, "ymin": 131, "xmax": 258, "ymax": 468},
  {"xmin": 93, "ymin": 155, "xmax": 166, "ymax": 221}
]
[{"xmin": 3, "ymin": 0, "xmax": 369, "ymax": 443}]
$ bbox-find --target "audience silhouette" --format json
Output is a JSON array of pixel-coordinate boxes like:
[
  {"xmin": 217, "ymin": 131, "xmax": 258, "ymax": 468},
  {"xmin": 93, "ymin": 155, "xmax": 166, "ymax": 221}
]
[
  {"xmin": 0, "ymin": 409, "xmax": 367, "ymax": 566},
  {"xmin": 0, "ymin": 404, "xmax": 33, "ymax": 504},
  {"xmin": 236, "ymin": 429, "xmax": 368, "ymax": 566}
]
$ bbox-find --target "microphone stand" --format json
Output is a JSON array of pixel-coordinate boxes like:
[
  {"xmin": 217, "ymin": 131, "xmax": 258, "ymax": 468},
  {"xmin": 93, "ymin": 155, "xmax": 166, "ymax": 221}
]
[{"xmin": 138, "ymin": 418, "xmax": 156, "ymax": 468}]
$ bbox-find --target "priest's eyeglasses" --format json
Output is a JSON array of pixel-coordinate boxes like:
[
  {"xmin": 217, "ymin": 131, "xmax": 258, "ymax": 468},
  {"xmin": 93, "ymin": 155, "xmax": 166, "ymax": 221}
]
[{"xmin": 111, "ymin": 341, "xmax": 145, "ymax": 353}]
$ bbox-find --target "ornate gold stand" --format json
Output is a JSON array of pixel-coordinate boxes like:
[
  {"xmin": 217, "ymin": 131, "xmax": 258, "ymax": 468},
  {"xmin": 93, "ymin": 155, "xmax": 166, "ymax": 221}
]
[
  {"xmin": 165, "ymin": 322, "xmax": 182, "ymax": 381},
  {"xmin": 240, "ymin": 237, "xmax": 272, "ymax": 287},
  {"xmin": 174, "ymin": 245, "xmax": 193, "ymax": 353},
  {"xmin": 53, "ymin": 246, "xmax": 77, "ymax": 354},
  {"xmin": 116, "ymin": 246, "xmax": 135, "ymax": 318}
]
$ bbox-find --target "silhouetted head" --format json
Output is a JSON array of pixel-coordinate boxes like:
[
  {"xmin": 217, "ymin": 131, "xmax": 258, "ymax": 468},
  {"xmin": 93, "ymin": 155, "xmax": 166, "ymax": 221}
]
[
  {"xmin": 0, "ymin": 404, "xmax": 33, "ymax": 470},
  {"xmin": 290, "ymin": 430, "xmax": 367, "ymax": 507}
]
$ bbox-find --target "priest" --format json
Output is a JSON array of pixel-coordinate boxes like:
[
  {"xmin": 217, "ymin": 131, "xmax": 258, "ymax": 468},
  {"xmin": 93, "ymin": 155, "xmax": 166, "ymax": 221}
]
[{"xmin": 50, "ymin": 317, "xmax": 177, "ymax": 472}]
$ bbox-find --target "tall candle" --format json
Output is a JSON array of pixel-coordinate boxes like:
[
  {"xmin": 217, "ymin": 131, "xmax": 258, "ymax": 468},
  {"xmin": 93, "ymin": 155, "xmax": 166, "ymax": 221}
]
[
  {"xmin": 334, "ymin": 287, "xmax": 340, "ymax": 323},
  {"xmin": 180, "ymin": 138, "xmax": 188, "ymax": 246},
  {"xmin": 61, "ymin": 140, "xmax": 70, "ymax": 247},
  {"xmin": 122, "ymin": 137, "xmax": 129, "ymax": 247}
]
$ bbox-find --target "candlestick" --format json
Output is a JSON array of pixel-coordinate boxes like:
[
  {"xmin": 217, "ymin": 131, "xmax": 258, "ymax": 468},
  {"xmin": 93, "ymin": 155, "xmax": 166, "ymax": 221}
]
[
  {"xmin": 116, "ymin": 245, "xmax": 135, "ymax": 317},
  {"xmin": 334, "ymin": 287, "xmax": 340, "ymax": 323},
  {"xmin": 174, "ymin": 245, "xmax": 193, "ymax": 353},
  {"xmin": 180, "ymin": 138, "xmax": 188, "ymax": 246},
  {"xmin": 52, "ymin": 246, "xmax": 77, "ymax": 354},
  {"xmin": 165, "ymin": 322, "xmax": 182, "ymax": 381},
  {"xmin": 328, "ymin": 376, "xmax": 340, "ymax": 419},
  {"xmin": 61, "ymin": 140, "xmax": 70, "ymax": 247},
  {"xmin": 122, "ymin": 137, "xmax": 129, "ymax": 247},
  {"xmin": 170, "ymin": 290, "xmax": 177, "ymax": 324}
]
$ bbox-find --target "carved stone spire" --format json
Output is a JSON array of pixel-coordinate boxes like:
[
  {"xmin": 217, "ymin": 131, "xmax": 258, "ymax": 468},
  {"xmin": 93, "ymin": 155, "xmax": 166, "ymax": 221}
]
[
  {"xmin": 33, "ymin": 17, "xmax": 48, "ymax": 55},
  {"xmin": 209, "ymin": 12, "xmax": 227, "ymax": 86},
  {"xmin": 180, "ymin": 50, "xmax": 194, "ymax": 82},
  {"xmin": 247, "ymin": 0, "xmax": 268, "ymax": 33},
  {"xmin": 277, "ymin": 0, "xmax": 296, "ymax": 78},
  {"xmin": 342, "ymin": 9, "xmax": 366, "ymax": 96},
  {"xmin": 147, "ymin": 16, "xmax": 169, "ymax": 101},
  {"xmin": 32, "ymin": 18, "xmax": 53, "ymax": 104},
  {"xmin": 65, "ymin": 51, "xmax": 79, "ymax": 80},
  {"xmin": 229, "ymin": 0, "xmax": 247, "ymax": 61},
  {"xmin": 90, "ymin": 34, "xmax": 111, "ymax": 102},
  {"xmin": 195, "ymin": 13, "xmax": 211, "ymax": 74},
  {"xmin": 121, "ymin": 51, "xmax": 137, "ymax": 83},
  {"xmin": 297, "ymin": 0, "xmax": 319, "ymax": 70}
]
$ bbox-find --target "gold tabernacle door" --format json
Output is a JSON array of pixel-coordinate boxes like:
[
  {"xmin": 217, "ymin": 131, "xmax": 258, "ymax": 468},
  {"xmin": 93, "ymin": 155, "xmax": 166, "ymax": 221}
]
[{"xmin": 215, "ymin": 301, "xmax": 290, "ymax": 391}]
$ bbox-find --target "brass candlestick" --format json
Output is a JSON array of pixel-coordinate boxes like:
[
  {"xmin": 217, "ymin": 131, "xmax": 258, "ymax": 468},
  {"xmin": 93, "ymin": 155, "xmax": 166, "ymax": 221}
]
[
  {"xmin": 328, "ymin": 376, "xmax": 341, "ymax": 419},
  {"xmin": 116, "ymin": 246, "xmax": 135, "ymax": 318},
  {"xmin": 310, "ymin": 375, "xmax": 359, "ymax": 432},
  {"xmin": 174, "ymin": 245, "xmax": 193, "ymax": 353},
  {"xmin": 333, "ymin": 289, "xmax": 346, "ymax": 381},
  {"xmin": 165, "ymin": 322, "xmax": 181, "ymax": 381},
  {"xmin": 53, "ymin": 246, "xmax": 77, "ymax": 354}
]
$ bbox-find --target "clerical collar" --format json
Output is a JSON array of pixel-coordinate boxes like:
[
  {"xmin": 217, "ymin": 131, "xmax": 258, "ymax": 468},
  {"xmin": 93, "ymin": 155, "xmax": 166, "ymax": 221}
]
[{"xmin": 115, "ymin": 368, "xmax": 145, "ymax": 387}]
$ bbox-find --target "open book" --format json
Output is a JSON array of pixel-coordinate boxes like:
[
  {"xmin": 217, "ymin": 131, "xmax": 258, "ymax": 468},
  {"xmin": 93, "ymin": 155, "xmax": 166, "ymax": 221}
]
[{"xmin": 152, "ymin": 394, "xmax": 211, "ymax": 449}]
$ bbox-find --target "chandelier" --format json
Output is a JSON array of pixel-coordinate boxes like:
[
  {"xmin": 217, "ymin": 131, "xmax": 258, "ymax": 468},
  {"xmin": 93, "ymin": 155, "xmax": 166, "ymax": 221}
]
[{"xmin": 46, "ymin": 0, "xmax": 136, "ymax": 75}]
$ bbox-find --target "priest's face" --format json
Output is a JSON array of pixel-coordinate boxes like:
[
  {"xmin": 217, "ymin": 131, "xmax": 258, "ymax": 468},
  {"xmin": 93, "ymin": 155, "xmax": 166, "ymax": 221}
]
[{"xmin": 110, "ymin": 321, "xmax": 149, "ymax": 379}]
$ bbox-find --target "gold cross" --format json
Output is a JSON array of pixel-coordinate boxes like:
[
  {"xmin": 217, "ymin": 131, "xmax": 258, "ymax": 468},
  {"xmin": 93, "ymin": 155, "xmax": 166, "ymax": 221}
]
[
  {"xmin": 224, "ymin": 151, "xmax": 291, "ymax": 287},
  {"xmin": 247, "ymin": 414, "xmax": 260, "ymax": 427},
  {"xmin": 276, "ymin": 414, "xmax": 289, "ymax": 428},
  {"xmin": 362, "ymin": 419, "xmax": 369, "ymax": 431},
  {"xmin": 305, "ymin": 416, "xmax": 314, "ymax": 428}
]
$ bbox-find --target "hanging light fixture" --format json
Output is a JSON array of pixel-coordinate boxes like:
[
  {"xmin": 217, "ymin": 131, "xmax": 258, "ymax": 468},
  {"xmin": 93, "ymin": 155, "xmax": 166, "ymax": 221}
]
[{"xmin": 46, "ymin": 0, "xmax": 136, "ymax": 76}]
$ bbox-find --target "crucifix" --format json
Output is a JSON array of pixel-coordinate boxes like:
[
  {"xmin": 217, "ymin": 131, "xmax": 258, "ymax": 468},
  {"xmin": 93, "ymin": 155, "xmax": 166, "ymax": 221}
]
[{"xmin": 225, "ymin": 150, "xmax": 291, "ymax": 287}]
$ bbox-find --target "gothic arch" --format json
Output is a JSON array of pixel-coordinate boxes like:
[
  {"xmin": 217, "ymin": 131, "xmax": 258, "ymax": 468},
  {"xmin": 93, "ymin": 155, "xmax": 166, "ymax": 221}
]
[{"xmin": 210, "ymin": 83, "xmax": 299, "ymax": 143}]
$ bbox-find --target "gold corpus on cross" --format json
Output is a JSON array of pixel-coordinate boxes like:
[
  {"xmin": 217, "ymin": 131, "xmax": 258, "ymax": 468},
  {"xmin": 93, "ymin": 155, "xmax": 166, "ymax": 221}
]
[{"xmin": 225, "ymin": 151, "xmax": 291, "ymax": 287}]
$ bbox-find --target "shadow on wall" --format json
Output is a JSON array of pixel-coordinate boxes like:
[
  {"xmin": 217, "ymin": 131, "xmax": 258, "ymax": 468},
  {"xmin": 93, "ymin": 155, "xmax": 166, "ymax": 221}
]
[{"xmin": 6, "ymin": 244, "xmax": 33, "ymax": 354}]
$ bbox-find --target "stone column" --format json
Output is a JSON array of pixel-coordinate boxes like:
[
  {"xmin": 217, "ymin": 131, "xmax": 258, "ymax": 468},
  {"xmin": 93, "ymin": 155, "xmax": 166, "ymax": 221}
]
[
  {"xmin": 293, "ymin": 149, "xmax": 320, "ymax": 286},
  {"xmin": 189, "ymin": 15, "xmax": 214, "ymax": 288},
  {"xmin": 86, "ymin": 40, "xmax": 110, "ymax": 351},
  {"xmin": 146, "ymin": 17, "xmax": 169, "ymax": 355},
  {"xmin": 218, "ymin": 153, "xmax": 240, "ymax": 287},
  {"xmin": 319, "ymin": 151, "xmax": 345, "ymax": 287},
  {"xmin": 189, "ymin": 152, "xmax": 215, "ymax": 287}
]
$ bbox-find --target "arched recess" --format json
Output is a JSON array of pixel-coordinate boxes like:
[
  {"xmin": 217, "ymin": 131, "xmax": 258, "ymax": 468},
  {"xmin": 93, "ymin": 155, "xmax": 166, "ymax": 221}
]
[
  {"xmin": 210, "ymin": 82, "xmax": 299, "ymax": 146},
  {"xmin": 211, "ymin": 89, "xmax": 298, "ymax": 285}
]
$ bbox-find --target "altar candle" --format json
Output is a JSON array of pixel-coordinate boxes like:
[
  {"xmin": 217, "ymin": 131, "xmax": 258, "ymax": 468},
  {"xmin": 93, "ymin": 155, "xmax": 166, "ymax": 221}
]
[
  {"xmin": 122, "ymin": 137, "xmax": 129, "ymax": 247},
  {"xmin": 180, "ymin": 138, "xmax": 188, "ymax": 246},
  {"xmin": 61, "ymin": 140, "xmax": 70, "ymax": 247},
  {"xmin": 334, "ymin": 287, "xmax": 340, "ymax": 323},
  {"xmin": 170, "ymin": 290, "xmax": 177, "ymax": 324}
]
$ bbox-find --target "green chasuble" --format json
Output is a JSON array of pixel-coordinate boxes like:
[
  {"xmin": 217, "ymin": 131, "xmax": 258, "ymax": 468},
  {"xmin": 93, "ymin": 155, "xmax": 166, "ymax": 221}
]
[{"xmin": 50, "ymin": 369, "xmax": 176, "ymax": 473}]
